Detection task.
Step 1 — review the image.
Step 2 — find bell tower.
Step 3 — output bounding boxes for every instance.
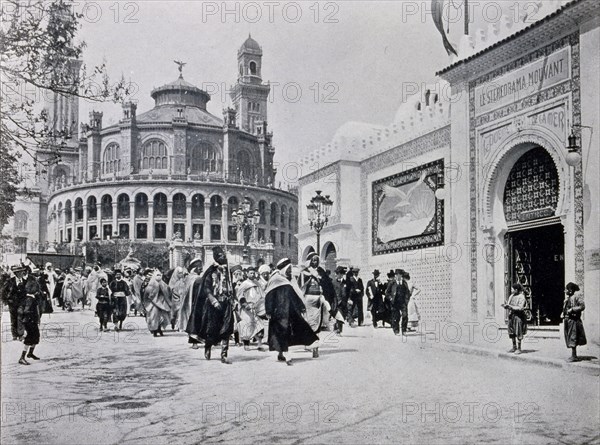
[230,35,270,134]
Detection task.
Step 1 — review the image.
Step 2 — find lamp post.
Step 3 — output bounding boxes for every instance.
[232,198,261,265]
[307,190,333,257]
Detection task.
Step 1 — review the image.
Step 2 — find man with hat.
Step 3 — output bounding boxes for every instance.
[186,246,235,364]
[264,258,319,364]
[366,269,387,328]
[109,270,131,331]
[385,269,410,336]
[5,266,27,340]
[346,267,365,326]
[230,264,245,347]
[332,265,348,334]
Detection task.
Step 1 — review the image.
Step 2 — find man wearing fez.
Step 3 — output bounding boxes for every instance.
[386,269,410,336]
[186,247,235,364]
[264,258,319,365]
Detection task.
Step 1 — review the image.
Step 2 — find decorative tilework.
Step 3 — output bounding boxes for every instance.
[469,33,584,317]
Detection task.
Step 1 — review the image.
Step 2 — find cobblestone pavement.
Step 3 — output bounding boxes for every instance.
[1,310,599,445]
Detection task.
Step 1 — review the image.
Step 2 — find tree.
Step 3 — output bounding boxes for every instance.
[0,0,131,224]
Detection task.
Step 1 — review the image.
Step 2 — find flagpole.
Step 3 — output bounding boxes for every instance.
[464,0,469,36]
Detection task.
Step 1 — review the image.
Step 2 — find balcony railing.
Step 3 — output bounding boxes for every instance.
[49,171,298,196]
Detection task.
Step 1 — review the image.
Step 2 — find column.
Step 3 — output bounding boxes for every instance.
[222,202,229,243]
[82,205,88,241]
[265,208,272,244]
[112,201,118,236]
[61,209,66,242]
[71,208,76,242]
[129,201,135,240]
[186,202,192,242]
[166,201,173,240]
[96,203,101,238]
[148,202,154,240]
[203,201,211,241]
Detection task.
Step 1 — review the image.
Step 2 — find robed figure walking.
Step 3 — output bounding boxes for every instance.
[186,247,235,364]
[264,258,319,365]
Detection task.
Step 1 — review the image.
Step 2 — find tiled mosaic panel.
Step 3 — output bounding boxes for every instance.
[371,256,452,322]
[503,147,559,223]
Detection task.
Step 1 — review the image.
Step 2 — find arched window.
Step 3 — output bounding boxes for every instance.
[14,210,28,231]
[101,195,112,219]
[135,193,148,218]
[173,193,186,218]
[117,194,130,218]
[187,143,220,174]
[65,200,72,224]
[258,200,267,224]
[503,146,559,224]
[228,196,239,221]
[249,61,257,75]
[280,205,287,227]
[140,140,168,171]
[87,196,97,219]
[210,196,222,220]
[288,207,294,230]
[270,202,278,226]
[239,64,243,76]
[192,194,205,219]
[74,198,84,221]
[103,143,121,174]
[154,193,168,217]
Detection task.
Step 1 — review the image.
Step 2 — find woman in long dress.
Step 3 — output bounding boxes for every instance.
[143,270,172,337]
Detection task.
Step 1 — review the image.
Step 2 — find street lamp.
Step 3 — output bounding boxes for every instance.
[565,124,593,168]
[232,198,261,264]
[307,190,333,257]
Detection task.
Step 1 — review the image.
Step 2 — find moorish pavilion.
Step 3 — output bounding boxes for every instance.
[297,0,599,340]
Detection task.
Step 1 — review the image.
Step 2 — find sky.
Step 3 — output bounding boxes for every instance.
[72,0,532,181]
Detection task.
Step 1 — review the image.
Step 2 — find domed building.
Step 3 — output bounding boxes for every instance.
[6,37,298,266]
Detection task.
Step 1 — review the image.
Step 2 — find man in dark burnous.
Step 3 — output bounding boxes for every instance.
[186,246,235,364]
[264,258,319,365]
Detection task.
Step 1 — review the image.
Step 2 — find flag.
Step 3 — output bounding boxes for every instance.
[431,0,458,56]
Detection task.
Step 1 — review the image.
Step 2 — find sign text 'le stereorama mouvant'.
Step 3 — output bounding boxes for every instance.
[475,47,570,117]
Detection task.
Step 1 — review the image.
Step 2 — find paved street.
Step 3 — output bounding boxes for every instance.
[1,310,599,445]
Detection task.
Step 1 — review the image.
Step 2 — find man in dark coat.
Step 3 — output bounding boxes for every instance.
[264,258,319,365]
[385,269,410,336]
[186,246,235,364]
[366,269,387,328]
[3,266,26,340]
[110,270,131,331]
[331,266,348,335]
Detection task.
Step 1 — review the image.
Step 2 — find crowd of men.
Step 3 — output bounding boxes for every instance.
[0,249,420,366]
